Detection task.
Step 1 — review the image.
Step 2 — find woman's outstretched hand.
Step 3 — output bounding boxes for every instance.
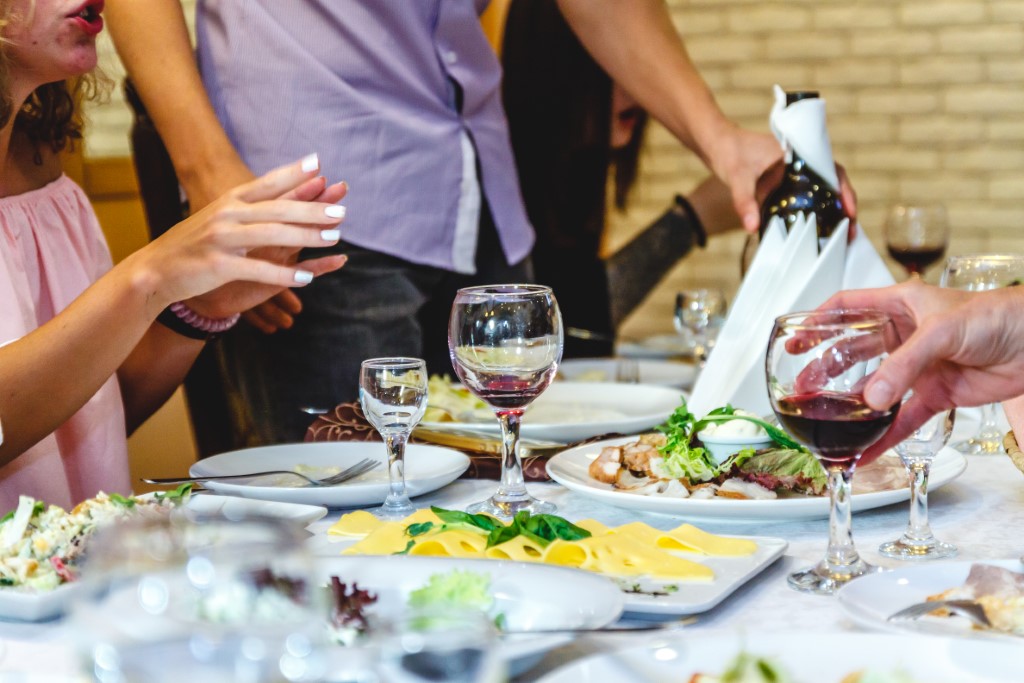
[129,154,349,319]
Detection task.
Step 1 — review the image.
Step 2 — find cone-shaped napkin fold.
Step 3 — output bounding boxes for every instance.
[769,84,840,191]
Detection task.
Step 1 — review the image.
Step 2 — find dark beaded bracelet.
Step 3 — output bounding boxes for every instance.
[673,194,708,248]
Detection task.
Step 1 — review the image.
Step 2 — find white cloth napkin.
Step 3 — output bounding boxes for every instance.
[688,85,894,418]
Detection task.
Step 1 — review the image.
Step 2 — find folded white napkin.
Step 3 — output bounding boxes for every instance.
[687,84,894,418]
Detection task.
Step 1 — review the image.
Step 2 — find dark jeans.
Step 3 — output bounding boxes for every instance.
[221,208,532,444]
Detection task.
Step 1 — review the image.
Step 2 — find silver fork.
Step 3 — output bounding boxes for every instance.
[143,458,380,488]
[887,599,992,629]
[615,358,640,384]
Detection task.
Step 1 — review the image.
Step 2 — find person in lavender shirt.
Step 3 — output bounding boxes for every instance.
[106,0,787,444]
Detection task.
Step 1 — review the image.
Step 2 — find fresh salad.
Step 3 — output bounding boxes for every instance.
[690,652,919,683]
[590,400,827,500]
[328,568,501,645]
[0,486,191,591]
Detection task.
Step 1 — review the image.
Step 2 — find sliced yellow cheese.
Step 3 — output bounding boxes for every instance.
[573,519,613,536]
[341,522,408,555]
[484,535,546,562]
[328,510,384,537]
[658,523,757,557]
[542,539,592,569]
[410,529,489,558]
[606,521,662,545]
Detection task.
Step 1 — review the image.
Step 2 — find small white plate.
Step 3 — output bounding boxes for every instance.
[535,631,1023,682]
[837,559,1024,640]
[547,438,967,522]
[316,555,623,674]
[558,358,697,389]
[615,333,694,359]
[191,443,469,508]
[420,382,684,443]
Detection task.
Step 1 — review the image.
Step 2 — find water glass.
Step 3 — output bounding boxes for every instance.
[941,254,1024,454]
[72,515,326,683]
[373,608,503,683]
[879,408,957,560]
[360,358,429,520]
[674,288,727,366]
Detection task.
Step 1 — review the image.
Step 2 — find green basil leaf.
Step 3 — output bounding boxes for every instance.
[406,522,435,538]
[430,506,499,532]
[394,540,416,555]
[485,523,521,548]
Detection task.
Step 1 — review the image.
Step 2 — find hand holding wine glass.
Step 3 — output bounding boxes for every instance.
[884,204,950,280]
[360,357,429,520]
[879,406,957,560]
[767,309,901,595]
[449,285,562,518]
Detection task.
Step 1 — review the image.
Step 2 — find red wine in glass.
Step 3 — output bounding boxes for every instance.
[886,245,946,277]
[775,391,899,468]
[457,372,554,412]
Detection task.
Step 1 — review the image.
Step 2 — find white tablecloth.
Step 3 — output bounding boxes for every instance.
[3,420,1022,681]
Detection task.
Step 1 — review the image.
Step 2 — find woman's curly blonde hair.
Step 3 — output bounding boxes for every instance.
[1,0,100,157]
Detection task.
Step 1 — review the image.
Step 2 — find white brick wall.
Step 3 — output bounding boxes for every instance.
[81,1,1024,340]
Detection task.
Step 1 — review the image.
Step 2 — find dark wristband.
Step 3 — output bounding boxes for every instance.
[156,306,210,340]
[674,194,707,248]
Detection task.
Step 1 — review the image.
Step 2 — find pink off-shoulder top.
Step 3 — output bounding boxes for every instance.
[0,175,130,510]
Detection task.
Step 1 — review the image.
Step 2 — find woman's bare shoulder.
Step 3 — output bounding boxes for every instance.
[2,136,64,197]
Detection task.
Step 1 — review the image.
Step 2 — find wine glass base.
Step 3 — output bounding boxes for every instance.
[787,558,880,596]
[953,436,1004,455]
[466,494,555,519]
[878,538,958,560]
[373,496,416,521]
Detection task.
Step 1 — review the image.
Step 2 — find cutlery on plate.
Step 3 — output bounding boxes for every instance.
[498,617,696,636]
[143,458,380,488]
[886,599,992,629]
[413,426,566,456]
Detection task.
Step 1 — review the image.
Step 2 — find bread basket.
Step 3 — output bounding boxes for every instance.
[1005,431,1024,474]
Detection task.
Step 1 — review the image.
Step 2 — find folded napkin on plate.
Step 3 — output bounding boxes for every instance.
[688,87,893,418]
[304,402,551,481]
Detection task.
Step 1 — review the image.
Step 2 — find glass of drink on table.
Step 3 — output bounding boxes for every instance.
[449,284,562,518]
[879,406,957,560]
[884,204,950,280]
[766,309,901,595]
[360,357,429,520]
[674,288,727,367]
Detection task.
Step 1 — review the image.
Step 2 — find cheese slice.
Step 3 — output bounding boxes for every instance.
[340,522,408,555]
[658,523,757,556]
[410,529,489,558]
[574,518,613,536]
[485,535,546,562]
[328,510,384,537]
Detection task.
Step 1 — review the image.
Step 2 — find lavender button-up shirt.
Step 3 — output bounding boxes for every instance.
[195,0,534,272]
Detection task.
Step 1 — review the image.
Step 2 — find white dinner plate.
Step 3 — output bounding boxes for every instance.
[315,555,623,675]
[558,358,697,389]
[837,559,1024,640]
[535,631,1023,682]
[546,438,967,522]
[615,333,694,359]
[310,529,785,617]
[420,382,684,443]
[0,494,330,622]
[190,442,469,508]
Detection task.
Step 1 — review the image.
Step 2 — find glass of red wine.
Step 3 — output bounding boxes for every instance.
[766,309,901,595]
[448,284,562,518]
[884,204,950,280]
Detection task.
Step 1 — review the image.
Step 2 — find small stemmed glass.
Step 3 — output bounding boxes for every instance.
[359,357,428,520]
[879,406,957,560]
[884,204,950,280]
[675,288,727,367]
[941,254,1024,454]
[449,284,562,518]
[766,309,901,595]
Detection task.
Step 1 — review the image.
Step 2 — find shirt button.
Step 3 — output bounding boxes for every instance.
[444,50,458,65]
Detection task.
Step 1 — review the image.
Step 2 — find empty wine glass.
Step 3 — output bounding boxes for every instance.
[449,284,562,518]
[879,406,957,560]
[884,204,950,280]
[674,288,727,366]
[360,357,429,520]
[72,515,326,683]
[941,254,1024,455]
[767,309,901,595]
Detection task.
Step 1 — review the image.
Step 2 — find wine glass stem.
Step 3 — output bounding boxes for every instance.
[384,432,411,505]
[496,409,527,499]
[825,466,860,569]
[977,403,1003,441]
[903,460,934,542]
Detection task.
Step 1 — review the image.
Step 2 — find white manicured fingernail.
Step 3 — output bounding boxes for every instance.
[301,153,319,173]
[324,205,346,219]
[294,270,314,284]
[320,229,341,241]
